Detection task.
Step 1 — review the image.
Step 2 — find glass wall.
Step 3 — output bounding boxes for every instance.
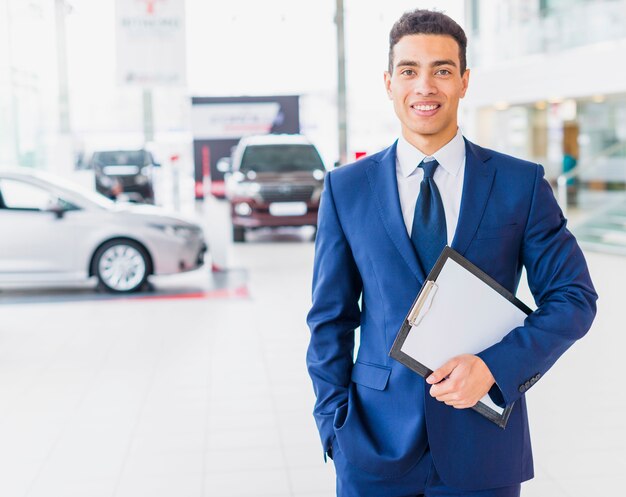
[475,94,626,185]
[469,0,626,67]
[578,97,626,183]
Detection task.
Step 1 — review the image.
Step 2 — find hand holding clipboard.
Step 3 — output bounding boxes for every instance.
[389,246,533,428]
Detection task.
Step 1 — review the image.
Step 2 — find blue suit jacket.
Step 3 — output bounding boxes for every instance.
[306,139,597,490]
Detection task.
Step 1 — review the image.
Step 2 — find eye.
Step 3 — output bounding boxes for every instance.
[436,69,451,76]
[400,68,416,76]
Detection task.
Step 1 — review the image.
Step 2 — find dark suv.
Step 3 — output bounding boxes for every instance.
[90,149,158,203]
[224,134,326,242]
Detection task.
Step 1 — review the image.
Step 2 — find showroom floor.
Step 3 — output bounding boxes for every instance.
[0,223,624,496]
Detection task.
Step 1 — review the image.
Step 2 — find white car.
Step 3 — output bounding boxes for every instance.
[0,168,207,293]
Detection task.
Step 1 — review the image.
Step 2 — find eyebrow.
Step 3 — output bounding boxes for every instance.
[395,59,458,69]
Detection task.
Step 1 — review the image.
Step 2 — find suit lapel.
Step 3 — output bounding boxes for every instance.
[365,142,425,282]
[451,139,495,255]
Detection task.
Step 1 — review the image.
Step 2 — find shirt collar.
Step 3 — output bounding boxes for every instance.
[397,128,465,178]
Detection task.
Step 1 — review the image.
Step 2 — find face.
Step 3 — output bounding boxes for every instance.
[384,34,469,152]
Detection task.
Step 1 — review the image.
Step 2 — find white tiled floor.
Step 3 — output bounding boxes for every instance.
[0,234,624,496]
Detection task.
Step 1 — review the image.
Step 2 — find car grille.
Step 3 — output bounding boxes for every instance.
[119,176,139,187]
[260,185,315,203]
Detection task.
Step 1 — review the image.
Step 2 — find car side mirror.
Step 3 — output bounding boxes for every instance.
[216,157,232,173]
[46,202,66,219]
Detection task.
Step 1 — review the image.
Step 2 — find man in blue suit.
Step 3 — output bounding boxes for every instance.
[306,9,597,497]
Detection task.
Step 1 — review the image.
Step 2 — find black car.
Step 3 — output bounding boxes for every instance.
[90,149,159,203]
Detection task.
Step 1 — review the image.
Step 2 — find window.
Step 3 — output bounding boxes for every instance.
[239,145,324,173]
[0,179,57,210]
[471,0,480,33]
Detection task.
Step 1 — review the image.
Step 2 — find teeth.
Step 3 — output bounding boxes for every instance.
[414,104,438,111]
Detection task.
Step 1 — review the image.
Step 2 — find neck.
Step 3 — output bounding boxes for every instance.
[403,127,458,156]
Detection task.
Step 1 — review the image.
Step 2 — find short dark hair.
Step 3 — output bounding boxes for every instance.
[388,9,467,74]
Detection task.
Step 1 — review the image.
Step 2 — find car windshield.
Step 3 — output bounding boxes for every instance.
[93,151,148,167]
[239,144,324,173]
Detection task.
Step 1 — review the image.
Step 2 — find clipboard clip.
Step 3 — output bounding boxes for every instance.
[408,280,438,327]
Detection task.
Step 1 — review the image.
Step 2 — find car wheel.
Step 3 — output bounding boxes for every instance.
[93,240,149,293]
[233,226,246,243]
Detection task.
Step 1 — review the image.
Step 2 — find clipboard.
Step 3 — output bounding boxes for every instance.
[389,246,533,428]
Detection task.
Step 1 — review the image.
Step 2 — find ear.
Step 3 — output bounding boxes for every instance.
[459,68,470,98]
[383,71,393,100]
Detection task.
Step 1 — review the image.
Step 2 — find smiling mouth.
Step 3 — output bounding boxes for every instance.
[411,104,441,111]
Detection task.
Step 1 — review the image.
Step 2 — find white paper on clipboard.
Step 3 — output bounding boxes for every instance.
[390,246,532,426]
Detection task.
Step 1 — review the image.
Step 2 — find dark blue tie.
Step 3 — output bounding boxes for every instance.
[411,158,447,275]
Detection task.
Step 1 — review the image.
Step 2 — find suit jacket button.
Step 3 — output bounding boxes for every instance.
[519,384,526,393]
[524,381,531,389]
[530,378,536,385]
[535,373,541,381]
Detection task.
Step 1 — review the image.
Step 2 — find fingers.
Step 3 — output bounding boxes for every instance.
[426,354,493,409]
[426,357,459,385]
[446,400,476,409]
[432,391,477,409]
[432,392,457,403]
[429,378,463,399]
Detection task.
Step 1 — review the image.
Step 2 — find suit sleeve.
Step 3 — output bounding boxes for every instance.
[306,172,362,455]
[478,164,598,405]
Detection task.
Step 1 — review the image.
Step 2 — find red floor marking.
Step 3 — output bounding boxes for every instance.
[232,286,249,298]
[123,285,250,302]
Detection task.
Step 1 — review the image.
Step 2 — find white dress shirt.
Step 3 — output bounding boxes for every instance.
[395,128,466,244]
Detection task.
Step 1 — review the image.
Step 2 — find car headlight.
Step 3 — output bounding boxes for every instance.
[150,223,198,239]
[135,174,149,185]
[233,181,261,198]
[98,175,113,187]
[234,202,252,216]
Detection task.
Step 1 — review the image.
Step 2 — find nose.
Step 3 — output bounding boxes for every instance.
[413,74,437,96]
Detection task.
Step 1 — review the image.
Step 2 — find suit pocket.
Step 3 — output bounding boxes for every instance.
[350,361,391,391]
[475,223,519,240]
